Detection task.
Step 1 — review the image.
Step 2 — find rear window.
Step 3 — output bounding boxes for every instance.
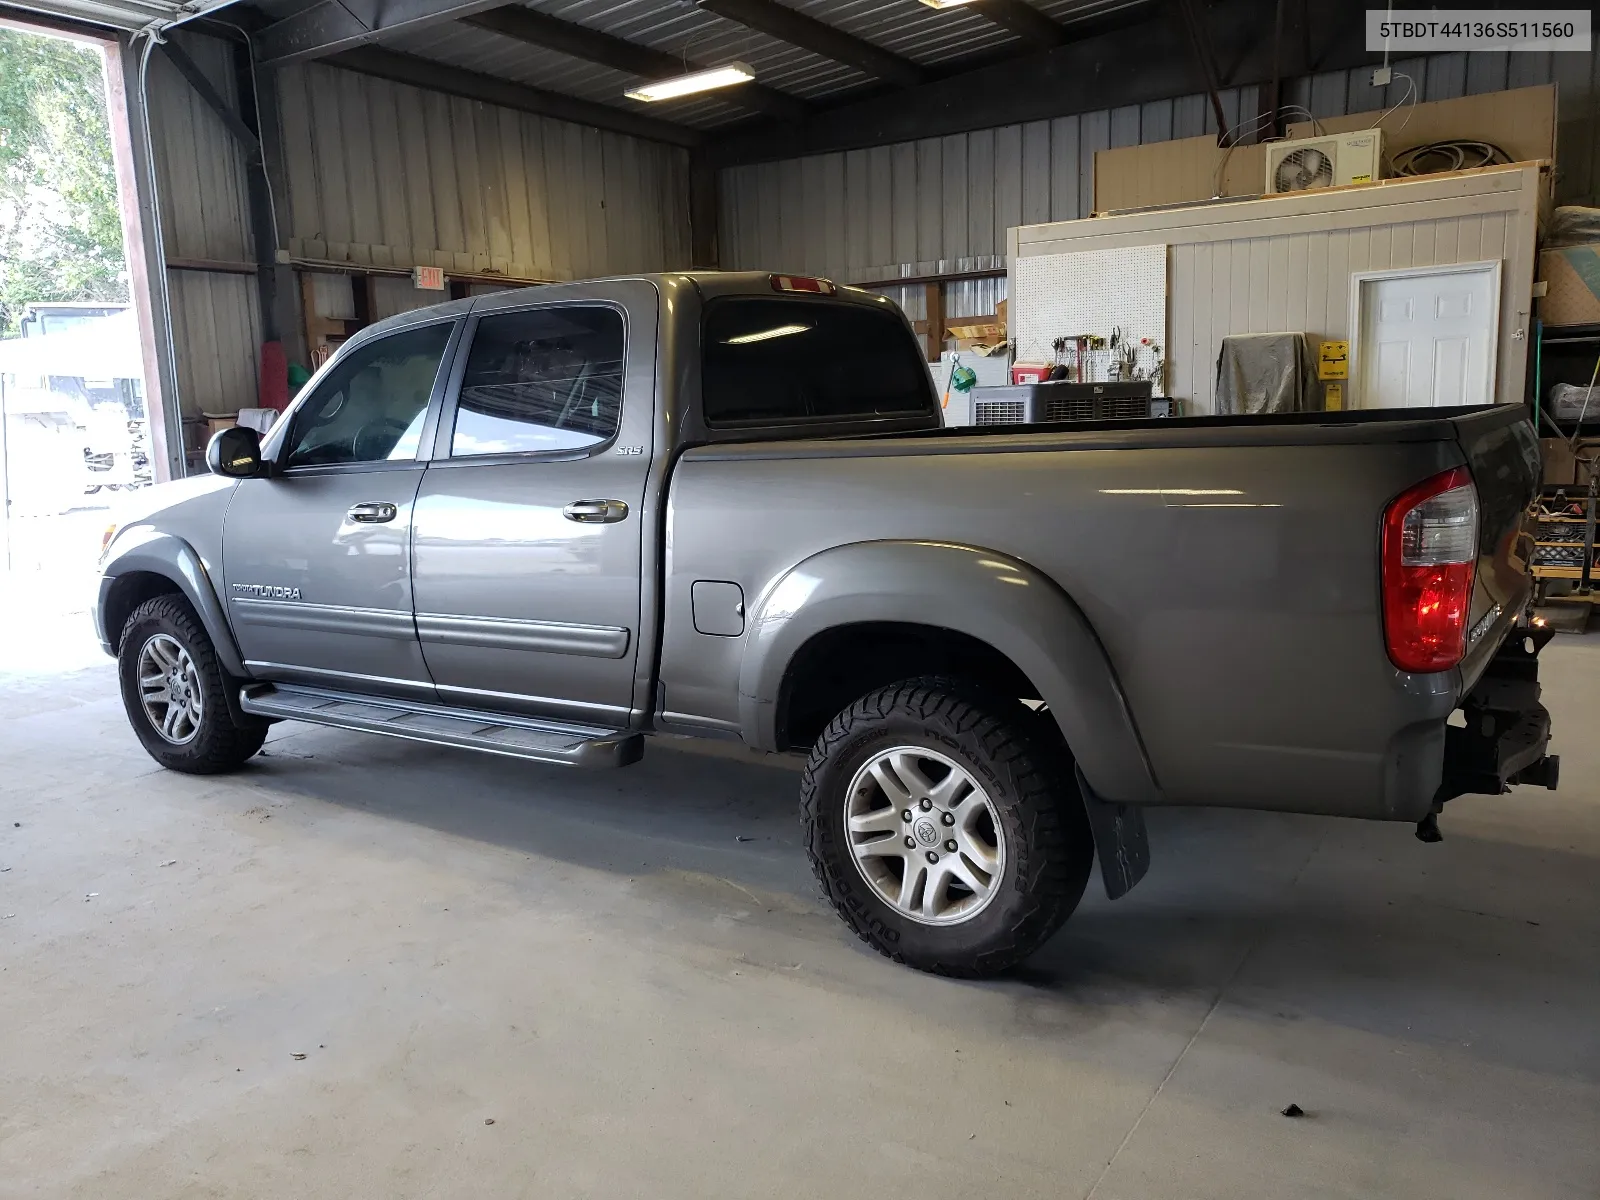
[701,297,933,426]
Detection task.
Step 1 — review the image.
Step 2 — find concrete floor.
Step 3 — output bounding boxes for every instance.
[2,607,1598,1199]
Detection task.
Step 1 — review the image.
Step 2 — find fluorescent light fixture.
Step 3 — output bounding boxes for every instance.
[917,0,983,7]
[724,323,811,345]
[625,62,755,102]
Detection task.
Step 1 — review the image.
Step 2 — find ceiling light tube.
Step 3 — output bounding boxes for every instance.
[724,323,811,345]
[625,62,756,102]
[917,0,983,8]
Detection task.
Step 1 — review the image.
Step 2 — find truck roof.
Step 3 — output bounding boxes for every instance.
[353,271,883,345]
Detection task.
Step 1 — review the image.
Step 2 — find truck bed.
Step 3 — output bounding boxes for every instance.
[661,404,1539,822]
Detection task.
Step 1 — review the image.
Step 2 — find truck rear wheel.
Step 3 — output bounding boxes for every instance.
[117,595,267,774]
[800,678,1092,977]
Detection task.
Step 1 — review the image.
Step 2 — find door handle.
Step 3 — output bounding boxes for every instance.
[563,499,630,524]
[347,502,397,523]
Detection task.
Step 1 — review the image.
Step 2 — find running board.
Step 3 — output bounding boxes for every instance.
[239,683,644,768]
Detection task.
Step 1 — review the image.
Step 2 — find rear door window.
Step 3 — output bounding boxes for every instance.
[451,306,625,457]
[701,297,934,426]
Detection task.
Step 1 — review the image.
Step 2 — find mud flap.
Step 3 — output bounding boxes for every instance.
[1075,765,1151,900]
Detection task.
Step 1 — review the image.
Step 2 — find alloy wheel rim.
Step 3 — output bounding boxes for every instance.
[137,633,203,745]
[843,746,1006,926]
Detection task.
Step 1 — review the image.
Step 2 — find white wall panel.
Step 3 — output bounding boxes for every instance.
[1014,168,1543,415]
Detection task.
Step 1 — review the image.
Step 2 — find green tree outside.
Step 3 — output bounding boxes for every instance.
[0,27,128,335]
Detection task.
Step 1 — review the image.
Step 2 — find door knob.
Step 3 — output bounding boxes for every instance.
[347,502,397,523]
[563,499,629,523]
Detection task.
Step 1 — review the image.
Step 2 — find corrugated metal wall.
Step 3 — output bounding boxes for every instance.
[142,42,697,431]
[275,63,693,282]
[145,33,260,422]
[718,51,1600,291]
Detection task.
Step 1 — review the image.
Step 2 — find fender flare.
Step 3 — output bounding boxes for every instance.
[97,526,248,678]
[737,540,1160,805]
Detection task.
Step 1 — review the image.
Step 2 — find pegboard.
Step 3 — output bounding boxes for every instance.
[1014,244,1169,394]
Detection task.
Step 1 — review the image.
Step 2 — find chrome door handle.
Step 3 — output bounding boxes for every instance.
[347,502,397,523]
[563,499,630,524]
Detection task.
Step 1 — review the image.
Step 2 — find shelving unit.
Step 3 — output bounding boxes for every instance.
[1532,492,1597,607]
[1535,321,1600,434]
[1532,323,1599,618]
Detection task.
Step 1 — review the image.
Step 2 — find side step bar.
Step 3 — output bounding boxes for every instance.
[239,683,644,768]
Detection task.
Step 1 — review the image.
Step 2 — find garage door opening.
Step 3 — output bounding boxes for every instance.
[0,19,153,669]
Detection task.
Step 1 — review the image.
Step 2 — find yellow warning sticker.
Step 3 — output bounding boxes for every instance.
[1318,340,1349,380]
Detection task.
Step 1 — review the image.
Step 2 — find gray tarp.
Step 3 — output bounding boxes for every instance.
[1214,332,1319,415]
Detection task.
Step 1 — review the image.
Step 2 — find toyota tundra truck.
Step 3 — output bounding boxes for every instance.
[94,271,1558,977]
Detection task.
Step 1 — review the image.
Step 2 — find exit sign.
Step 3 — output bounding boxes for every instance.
[413,265,446,291]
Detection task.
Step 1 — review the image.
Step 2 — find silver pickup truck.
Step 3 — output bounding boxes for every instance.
[96,271,1557,977]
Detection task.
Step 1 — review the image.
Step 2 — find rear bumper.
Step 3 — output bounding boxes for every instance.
[1435,626,1559,804]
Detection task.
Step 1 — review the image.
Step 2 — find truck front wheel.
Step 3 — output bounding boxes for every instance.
[117,595,267,774]
[800,678,1092,977]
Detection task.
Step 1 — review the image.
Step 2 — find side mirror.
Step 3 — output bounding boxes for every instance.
[206,425,264,478]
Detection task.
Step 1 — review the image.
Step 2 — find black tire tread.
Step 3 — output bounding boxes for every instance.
[799,676,1089,977]
[118,595,266,774]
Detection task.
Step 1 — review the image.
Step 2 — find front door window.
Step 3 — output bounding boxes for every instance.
[283,322,455,468]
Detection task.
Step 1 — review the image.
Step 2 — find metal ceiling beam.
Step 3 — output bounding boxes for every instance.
[256,0,508,64]
[969,0,1067,47]
[707,0,1367,166]
[463,6,809,122]
[325,46,704,147]
[693,0,927,88]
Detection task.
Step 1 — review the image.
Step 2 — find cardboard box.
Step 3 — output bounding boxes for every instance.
[947,320,1005,354]
[1539,245,1600,327]
[203,413,238,437]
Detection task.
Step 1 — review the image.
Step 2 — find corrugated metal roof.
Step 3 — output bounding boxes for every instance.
[259,0,1168,136]
[381,0,875,130]
[1031,0,1156,26]
[786,0,1018,66]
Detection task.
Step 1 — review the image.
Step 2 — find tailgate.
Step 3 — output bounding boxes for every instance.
[1453,406,1540,684]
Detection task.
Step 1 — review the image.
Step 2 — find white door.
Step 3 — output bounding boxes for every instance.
[1356,265,1498,408]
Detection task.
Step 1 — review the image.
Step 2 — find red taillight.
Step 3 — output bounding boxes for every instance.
[770,274,836,295]
[1381,466,1479,673]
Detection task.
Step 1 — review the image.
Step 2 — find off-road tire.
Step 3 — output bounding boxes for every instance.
[800,677,1093,977]
[117,595,267,773]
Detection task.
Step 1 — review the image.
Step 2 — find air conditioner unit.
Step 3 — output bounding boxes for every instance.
[1265,130,1384,194]
[970,381,1169,426]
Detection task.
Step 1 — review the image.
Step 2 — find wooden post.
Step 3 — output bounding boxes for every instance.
[923,282,944,364]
